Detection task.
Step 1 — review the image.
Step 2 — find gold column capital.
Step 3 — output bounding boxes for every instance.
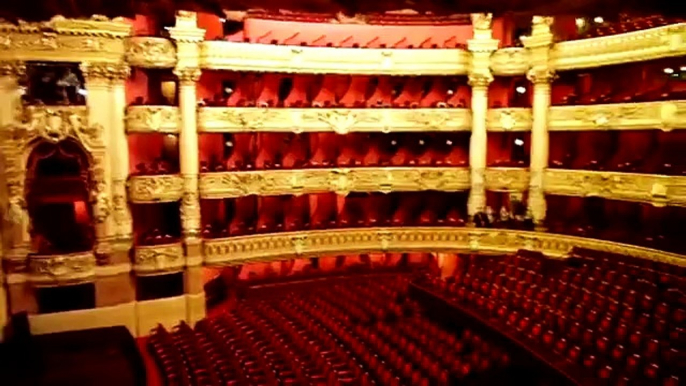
[527,68,556,85]
[174,67,201,84]
[0,61,26,78]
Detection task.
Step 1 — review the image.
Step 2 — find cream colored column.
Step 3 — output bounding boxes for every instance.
[0,62,30,267]
[522,17,555,229]
[80,63,116,260]
[169,11,206,324]
[109,65,134,256]
[467,14,498,218]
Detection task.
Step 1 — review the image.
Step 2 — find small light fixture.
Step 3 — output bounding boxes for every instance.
[446,140,453,146]
[224,87,233,94]
[447,89,455,96]
[18,86,27,95]
[225,141,233,147]
[575,18,586,28]
[680,66,686,72]
[514,138,524,146]
[664,68,675,74]
[390,140,397,146]
[515,86,527,94]
[418,139,425,146]
[219,18,226,23]
[77,88,88,96]
[593,16,604,24]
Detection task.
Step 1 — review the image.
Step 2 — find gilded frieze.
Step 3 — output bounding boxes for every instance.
[125,37,177,68]
[0,16,131,63]
[28,251,96,286]
[486,108,533,131]
[197,108,471,133]
[199,41,469,75]
[490,48,529,76]
[202,228,686,267]
[544,169,686,207]
[548,101,686,131]
[484,168,530,192]
[128,175,184,203]
[198,167,471,199]
[551,23,686,70]
[125,106,181,134]
[134,243,185,275]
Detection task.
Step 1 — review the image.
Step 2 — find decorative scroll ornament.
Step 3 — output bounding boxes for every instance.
[125,106,180,133]
[0,60,26,77]
[128,175,184,203]
[134,243,184,274]
[125,37,176,68]
[468,73,494,88]
[80,62,130,82]
[526,68,555,84]
[471,13,493,30]
[29,252,96,285]
[91,181,111,224]
[19,106,102,148]
[316,110,358,135]
[174,67,201,83]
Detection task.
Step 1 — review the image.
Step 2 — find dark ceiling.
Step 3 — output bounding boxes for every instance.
[0,0,684,23]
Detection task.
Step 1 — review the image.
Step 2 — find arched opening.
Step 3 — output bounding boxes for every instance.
[25,139,94,254]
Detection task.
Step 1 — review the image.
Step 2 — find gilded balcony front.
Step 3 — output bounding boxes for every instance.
[197,108,472,133]
[484,168,530,192]
[486,108,533,131]
[128,175,184,203]
[199,167,471,199]
[548,101,686,131]
[133,242,185,275]
[28,251,96,286]
[125,37,177,69]
[202,227,686,267]
[125,106,181,134]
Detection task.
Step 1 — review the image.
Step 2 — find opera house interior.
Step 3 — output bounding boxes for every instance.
[0,0,685,385]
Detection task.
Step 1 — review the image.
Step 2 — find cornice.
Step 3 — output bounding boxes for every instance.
[484,167,530,191]
[28,251,96,286]
[125,37,177,69]
[202,227,686,267]
[134,242,185,275]
[125,106,180,134]
[197,107,472,133]
[548,101,686,131]
[486,108,532,131]
[128,174,184,203]
[551,23,686,71]
[199,167,471,199]
[0,16,131,64]
[544,169,686,207]
[199,41,469,75]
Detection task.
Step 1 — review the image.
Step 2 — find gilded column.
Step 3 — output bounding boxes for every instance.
[467,14,498,218]
[522,17,555,229]
[0,62,30,267]
[80,62,116,259]
[109,64,133,254]
[169,11,206,324]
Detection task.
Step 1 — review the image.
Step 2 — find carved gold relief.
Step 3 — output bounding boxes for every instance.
[199,41,469,75]
[198,167,471,199]
[484,168,530,192]
[28,251,96,286]
[128,175,184,203]
[0,16,130,63]
[202,228,686,267]
[552,23,686,70]
[134,243,185,275]
[198,108,471,133]
[549,101,686,131]
[544,169,686,207]
[490,48,529,75]
[125,37,177,68]
[125,106,180,133]
[487,108,532,131]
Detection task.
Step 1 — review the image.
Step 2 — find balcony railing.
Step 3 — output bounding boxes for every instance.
[128,175,184,203]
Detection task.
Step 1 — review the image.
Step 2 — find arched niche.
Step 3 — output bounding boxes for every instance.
[25,138,94,254]
[1,105,109,260]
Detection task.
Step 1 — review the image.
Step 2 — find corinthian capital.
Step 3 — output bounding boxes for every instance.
[527,68,555,84]
[174,67,201,84]
[468,73,494,88]
[0,61,26,78]
[80,62,130,84]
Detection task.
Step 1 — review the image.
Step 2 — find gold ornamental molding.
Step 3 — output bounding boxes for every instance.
[544,169,686,207]
[490,48,529,76]
[549,101,686,131]
[0,16,131,63]
[199,41,470,75]
[201,227,686,267]
[484,168,530,192]
[128,175,184,203]
[199,167,471,199]
[125,106,181,134]
[552,23,686,70]
[134,242,185,275]
[198,107,471,133]
[487,108,532,131]
[28,251,96,286]
[125,37,177,69]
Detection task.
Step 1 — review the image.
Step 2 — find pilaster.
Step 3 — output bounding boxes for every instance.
[522,17,555,229]
[467,14,498,218]
[169,11,206,322]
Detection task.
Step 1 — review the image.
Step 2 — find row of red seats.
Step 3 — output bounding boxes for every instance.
[201,74,470,108]
[580,16,679,39]
[200,191,470,237]
[549,131,686,176]
[133,158,177,176]
[200,132,470,172]
[417,250,685,385]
